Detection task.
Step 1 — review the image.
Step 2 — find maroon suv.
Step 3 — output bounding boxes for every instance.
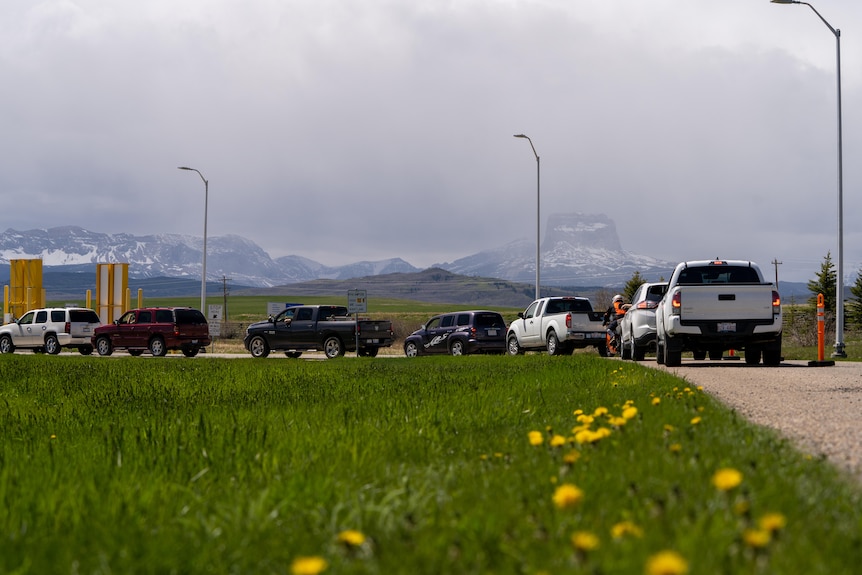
[92,307,211,357]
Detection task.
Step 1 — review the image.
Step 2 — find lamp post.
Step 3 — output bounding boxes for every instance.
[770,0,845,357]
[514,134,541,299]
[178,166,209,314]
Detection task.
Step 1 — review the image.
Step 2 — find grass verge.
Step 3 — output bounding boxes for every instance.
[1,354,860,574]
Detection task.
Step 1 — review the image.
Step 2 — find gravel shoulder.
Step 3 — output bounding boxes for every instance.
[650,359,862,482]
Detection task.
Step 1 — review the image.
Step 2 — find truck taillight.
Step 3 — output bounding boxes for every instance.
[772,291,781,314]
[566,312,572,328]
[64,322,71,334]
[637,300,659,310]
[671,292,681,315]
[470,327,477,338]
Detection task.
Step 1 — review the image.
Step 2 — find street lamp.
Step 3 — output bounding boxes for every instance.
[770,0,845,357]
[178,166,209,314]
[514,134,541,299]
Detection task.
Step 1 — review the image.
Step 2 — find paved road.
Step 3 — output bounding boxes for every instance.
[650,359,862,482]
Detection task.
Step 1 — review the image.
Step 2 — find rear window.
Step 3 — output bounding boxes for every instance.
[474,313,505,329]
[69,310,100,323]
[545,299,593,314]
[677,266,761,284]
[174,309,207,325]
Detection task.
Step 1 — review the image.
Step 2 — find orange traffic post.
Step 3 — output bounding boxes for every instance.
[809,293,835,367]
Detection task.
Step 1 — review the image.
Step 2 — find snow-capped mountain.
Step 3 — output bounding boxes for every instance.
[437,213,674,285]
[0,214,673,288]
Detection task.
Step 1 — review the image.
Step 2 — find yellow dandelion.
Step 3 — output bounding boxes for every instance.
[577,414,595,425]
[571,530,600,551]
[759,512,787,533]
[337,529,366,547]
[550,434,567,447]
[645,550,689,575]
[593,407,609,417]
[664,424,675,433]
[668,443,682,453]
[711,468,743,492]
[552,483,584,509]
[608,416,627,427]
[573,409,584,416]
[563,450,581,464]
[743,528,771,548]
[291,556,328,575]
[651,397,661,406]
[611,520,643,539]
[690,416,702,426]
[528,430,544,446]
[622,406,638,420]
[50,434,57,440]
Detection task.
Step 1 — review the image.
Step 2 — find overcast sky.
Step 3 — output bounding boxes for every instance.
[3,0,861,283]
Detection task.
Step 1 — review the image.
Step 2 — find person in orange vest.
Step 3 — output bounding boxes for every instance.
[603,294,630,348]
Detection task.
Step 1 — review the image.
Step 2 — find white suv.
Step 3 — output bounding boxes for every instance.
[0,307,102,355]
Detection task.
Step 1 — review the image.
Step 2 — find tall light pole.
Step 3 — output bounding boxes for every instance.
[770,0,845,357]
[514,134,541,299]
[178,166,209,314]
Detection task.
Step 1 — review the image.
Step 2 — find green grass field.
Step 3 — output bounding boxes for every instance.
[2,353,860,574]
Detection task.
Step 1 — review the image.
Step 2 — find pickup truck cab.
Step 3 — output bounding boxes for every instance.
[244,305,394,359]
[655,259,782,367]
[506,296,607,356]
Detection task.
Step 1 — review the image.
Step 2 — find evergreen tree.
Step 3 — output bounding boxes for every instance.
[807,252,837,314]
[847,268,862,329]
[623,271,646,303]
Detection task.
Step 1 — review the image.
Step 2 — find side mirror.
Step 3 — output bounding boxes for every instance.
[517,312,525,319]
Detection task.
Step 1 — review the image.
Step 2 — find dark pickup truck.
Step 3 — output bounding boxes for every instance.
[243,305,394,359]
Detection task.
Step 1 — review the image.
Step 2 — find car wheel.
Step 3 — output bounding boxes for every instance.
[44,334,61,355]
[285,351,302,358]
[763,344,781,366]
[450,340,465,356]
[323,336,344,359]
[664,341,682,367]
[596,343,609,357]
[632,342,646,361]
[96,336,113,356]
[182,346,200,357]
[79,345,94,356]
[248,336,270,358]
[546,331,562,356]
[621,335,632,360]
[404,341,419,357]
[149,336,167,357]
[693,351,706,361]
[0,335,15,354]
[709,350,723,360]
[507,335,523,356]
[745,347,762,365]
[656,341,665,365]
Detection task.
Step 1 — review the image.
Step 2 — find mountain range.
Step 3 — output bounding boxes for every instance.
[0,213,675,292]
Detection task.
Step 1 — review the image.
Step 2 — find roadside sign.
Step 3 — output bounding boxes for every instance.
[347,289,367,314]
[208,304,223,337]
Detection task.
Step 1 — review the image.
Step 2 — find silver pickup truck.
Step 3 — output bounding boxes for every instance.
[506,296,607,356]
[655,259,782,366]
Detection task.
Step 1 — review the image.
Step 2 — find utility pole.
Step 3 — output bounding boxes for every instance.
[771,259,782,288]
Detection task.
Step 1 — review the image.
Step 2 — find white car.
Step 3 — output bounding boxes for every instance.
[0,307,101,355]
[619,282,667,361]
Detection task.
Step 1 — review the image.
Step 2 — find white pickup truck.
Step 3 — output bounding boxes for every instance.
[506,296,607,356]
[655,259,782,367]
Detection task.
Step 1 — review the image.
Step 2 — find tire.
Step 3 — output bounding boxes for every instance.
[128,349,144,357]
[546,331,563,356]
[596,344,609,358]
[79,345,94,356]
[693,351,706,361]
[656,341,665,364]
[285,351,303,358]
[323,336,344,359]
[248,335,270,358]
[632,341,646,361]
[450,340,465,356]
[664,340,682,367]
[44,334,61,355]
[507,335,523,356]
[149,336,167,357]
[0,335,15,354]
[182,346,200,357]
[745,347,762,365]
[404,341,419,357]
[709,350,723,361]
[763,346,781,366]
[621,336,632,360]
[96,336,113,356]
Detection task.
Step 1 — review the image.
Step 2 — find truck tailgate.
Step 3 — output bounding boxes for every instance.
[678,285,775,321]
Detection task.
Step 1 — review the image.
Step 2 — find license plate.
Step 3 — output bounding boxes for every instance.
[191,339,199,344]
[487,329,497,336]
[83,327,90,333]
[717,322,736,333]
